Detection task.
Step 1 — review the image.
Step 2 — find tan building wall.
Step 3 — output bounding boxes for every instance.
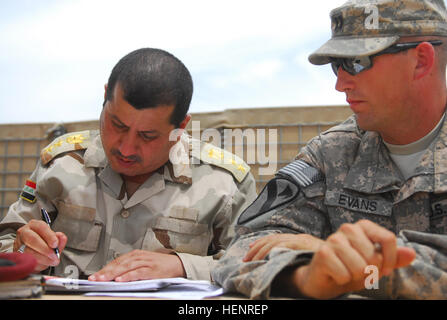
[0,105,352,218]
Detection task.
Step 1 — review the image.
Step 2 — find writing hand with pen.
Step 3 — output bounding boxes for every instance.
[13,208,67,272]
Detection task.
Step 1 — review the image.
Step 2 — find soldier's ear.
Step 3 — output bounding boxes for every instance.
[413,42,436,80]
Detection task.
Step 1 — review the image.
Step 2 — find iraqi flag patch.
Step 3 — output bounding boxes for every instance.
[20,180,36,203]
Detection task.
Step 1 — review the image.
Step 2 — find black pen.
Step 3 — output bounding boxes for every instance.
[41,208,60,259]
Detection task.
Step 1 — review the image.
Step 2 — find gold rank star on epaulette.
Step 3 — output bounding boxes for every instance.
[40,130,91,165]
[200,143,250,183]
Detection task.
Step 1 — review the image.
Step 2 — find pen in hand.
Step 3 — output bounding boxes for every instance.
[41,208,60,259]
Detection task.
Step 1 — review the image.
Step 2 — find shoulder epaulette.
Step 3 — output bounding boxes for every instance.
[40,130,91,165]
[199,142,250,183]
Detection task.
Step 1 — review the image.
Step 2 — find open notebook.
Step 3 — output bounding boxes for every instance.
[44,276,224,299]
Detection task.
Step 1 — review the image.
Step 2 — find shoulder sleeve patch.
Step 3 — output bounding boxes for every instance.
[237,160,324,225]
[199,142,250,183]
[237,176,301,225]
[40,130,91,165]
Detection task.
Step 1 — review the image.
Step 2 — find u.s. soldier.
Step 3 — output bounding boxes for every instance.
[212,0,447,299]
[0,48,257,282]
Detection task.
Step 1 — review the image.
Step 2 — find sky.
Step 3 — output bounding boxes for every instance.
[0,0,348,124]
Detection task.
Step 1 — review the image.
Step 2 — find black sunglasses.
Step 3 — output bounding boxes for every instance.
[330,40,443,76]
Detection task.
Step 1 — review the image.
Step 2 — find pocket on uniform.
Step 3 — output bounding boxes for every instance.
[52,201,103,252]
[152,216,210,255]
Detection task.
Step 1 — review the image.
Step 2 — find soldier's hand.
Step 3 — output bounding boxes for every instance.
[243,233,324,262]
[88,250,187,282]
[14,219,67,272]
[292,220,416,299]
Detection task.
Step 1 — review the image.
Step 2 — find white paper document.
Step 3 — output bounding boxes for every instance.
[44,277,223,299]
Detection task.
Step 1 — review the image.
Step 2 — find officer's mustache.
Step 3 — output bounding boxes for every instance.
[111,149,142,163]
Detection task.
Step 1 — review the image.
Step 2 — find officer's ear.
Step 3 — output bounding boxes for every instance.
[169,114,191,142]
[178,114,191,131]
[413,42,436,80]
[103,84,108,101]
[102,84,109,108]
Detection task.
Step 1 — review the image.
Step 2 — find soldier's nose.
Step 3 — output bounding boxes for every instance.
[335,67,355,92]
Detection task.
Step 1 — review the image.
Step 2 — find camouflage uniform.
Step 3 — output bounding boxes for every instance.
[0,130,257,281]
[213,115,447,299]
[212,0,447,299]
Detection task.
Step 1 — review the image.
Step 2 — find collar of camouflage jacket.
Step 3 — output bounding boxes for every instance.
[344,113,447,198]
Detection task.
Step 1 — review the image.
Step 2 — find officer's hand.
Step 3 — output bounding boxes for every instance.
[291,220,416,299]
[88,250,187,282]
[14,219,67,272]
[243,233,324,262]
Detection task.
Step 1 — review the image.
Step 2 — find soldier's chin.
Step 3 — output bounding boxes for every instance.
[354,114,374,132]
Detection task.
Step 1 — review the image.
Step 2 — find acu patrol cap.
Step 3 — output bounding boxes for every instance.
[309,0,447,65]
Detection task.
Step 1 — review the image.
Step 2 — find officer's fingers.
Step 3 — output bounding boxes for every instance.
[109,259,150,281]
[89,261,122,281]
[23,244,59,270]
[89,252,145,281]
[395,247,416,269]
[115,267,154,282]
[55,232,68,252]
[116,253,185,280]
[357,220,397,276]
[27,219,59,249]
[101,257,158,282]
[17,224,58,261]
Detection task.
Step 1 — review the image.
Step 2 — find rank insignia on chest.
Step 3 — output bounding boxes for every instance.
[20,180,37,203]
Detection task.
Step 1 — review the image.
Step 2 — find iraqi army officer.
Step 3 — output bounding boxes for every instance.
[212,0,447,299]
[0,48,257,282]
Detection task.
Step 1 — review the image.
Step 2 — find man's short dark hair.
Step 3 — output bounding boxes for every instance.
[105,48,193,127]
